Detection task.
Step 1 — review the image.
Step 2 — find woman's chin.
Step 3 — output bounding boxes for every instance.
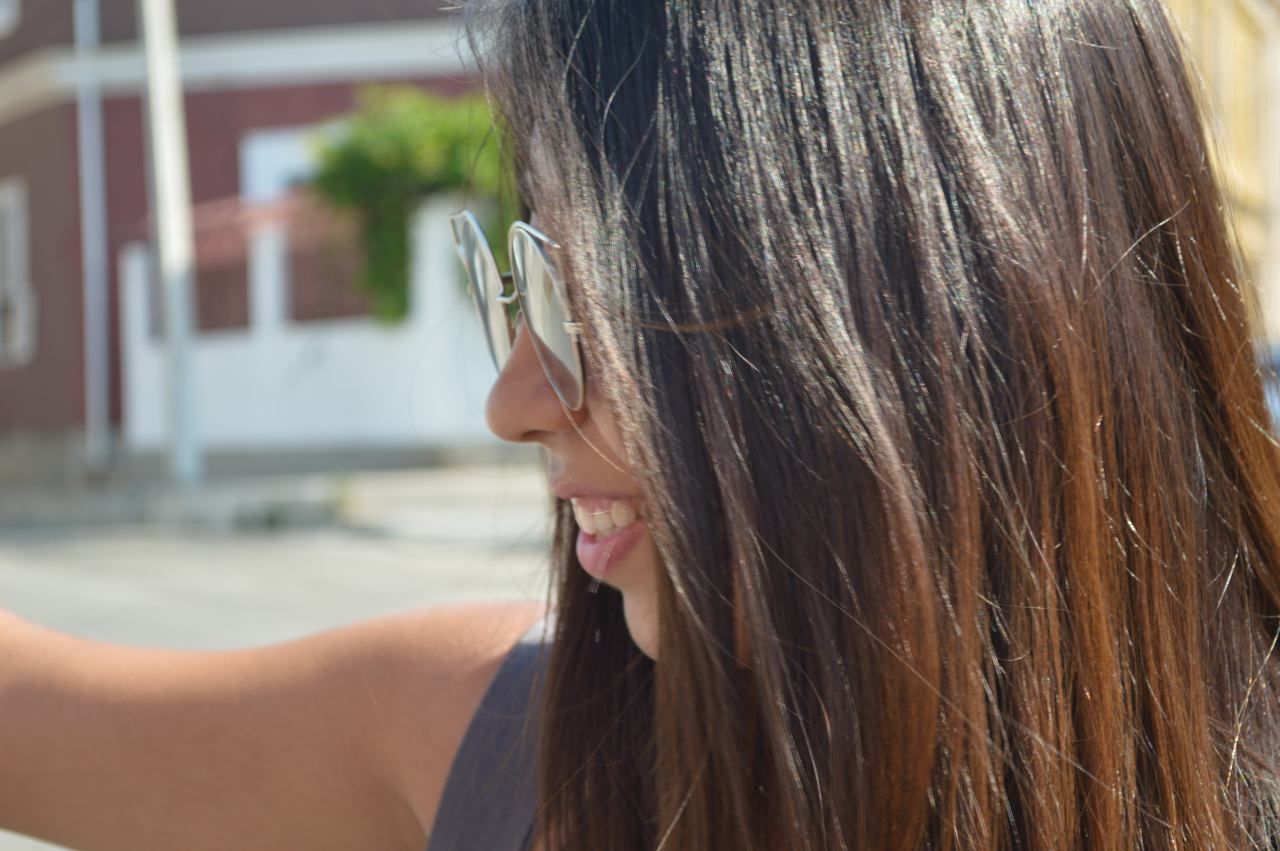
[622,589,660,660]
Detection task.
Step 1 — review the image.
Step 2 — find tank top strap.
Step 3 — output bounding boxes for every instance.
[426,612,554,851]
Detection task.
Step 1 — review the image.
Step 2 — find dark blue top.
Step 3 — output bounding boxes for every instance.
[425,616,552,851]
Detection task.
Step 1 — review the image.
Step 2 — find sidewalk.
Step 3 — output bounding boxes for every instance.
[0,462,551,538]
[0,463,556,649]
[0,464,555,651]
[0,473,339,531]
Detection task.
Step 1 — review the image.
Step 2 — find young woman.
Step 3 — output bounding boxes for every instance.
[3,0,1280,848]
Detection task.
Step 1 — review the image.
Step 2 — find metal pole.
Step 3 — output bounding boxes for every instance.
[137,0,202,487]
[74,0,112,477]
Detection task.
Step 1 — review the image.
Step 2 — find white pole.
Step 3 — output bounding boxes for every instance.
[74,0,112,477]
[137,0,202,487]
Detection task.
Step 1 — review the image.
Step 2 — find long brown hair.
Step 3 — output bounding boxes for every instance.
[468,0,1280,847]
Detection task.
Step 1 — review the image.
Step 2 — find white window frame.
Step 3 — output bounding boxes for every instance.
[0,177,36,367]
[0,0,19,40]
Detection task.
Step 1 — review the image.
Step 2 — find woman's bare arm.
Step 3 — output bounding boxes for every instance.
[0,599,546,851]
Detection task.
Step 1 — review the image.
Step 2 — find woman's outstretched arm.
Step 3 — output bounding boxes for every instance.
[0,599,546,851]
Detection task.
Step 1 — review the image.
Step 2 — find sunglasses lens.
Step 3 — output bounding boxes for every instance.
[450,214,513,369]
[510,228,584,410]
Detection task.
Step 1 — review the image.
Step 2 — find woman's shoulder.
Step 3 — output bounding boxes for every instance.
[424,603,554,851]
[355,599,549,846]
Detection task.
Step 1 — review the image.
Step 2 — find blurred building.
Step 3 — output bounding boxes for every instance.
[0,0,499,485]
[1165,0,1280,340]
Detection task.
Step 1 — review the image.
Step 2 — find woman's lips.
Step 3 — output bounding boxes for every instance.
[575,519,645,580]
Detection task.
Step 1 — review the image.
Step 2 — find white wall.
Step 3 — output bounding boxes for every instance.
[119,196,501,454]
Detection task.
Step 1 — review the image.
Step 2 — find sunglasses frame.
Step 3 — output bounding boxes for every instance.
[449,210,586,411]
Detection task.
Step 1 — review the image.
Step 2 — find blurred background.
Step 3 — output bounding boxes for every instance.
[0,1,1274,848]
[0,3,544,846]
[1168,0,1280,340]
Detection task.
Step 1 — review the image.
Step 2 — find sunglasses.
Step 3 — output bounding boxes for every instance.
[449,210,586,411]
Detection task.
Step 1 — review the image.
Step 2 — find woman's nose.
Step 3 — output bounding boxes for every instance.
[485,323,582,443]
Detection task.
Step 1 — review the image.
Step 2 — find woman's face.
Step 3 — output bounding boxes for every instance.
[484,215,662,660]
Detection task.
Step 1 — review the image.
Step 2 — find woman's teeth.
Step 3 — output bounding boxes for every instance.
[571,498,640,538]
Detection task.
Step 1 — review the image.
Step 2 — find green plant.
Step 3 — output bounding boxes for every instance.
[311,86,515,322]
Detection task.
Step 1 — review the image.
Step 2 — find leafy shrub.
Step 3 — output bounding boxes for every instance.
[311,86,515,321]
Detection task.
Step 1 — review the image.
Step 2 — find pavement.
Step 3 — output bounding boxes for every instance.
[0,462,554,850]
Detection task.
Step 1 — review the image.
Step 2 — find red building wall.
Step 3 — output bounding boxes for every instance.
[0,104,86,432]
[0,4,72,66]
[97,0,449,44]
